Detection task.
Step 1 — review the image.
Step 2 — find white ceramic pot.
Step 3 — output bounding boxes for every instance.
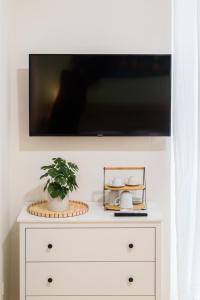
[48,194,69,212]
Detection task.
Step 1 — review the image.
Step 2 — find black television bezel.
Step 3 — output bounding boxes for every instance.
[29,53,171,137]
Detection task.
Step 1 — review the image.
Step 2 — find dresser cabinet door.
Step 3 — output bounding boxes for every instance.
[26,262,155,296]
[26,228,155,262]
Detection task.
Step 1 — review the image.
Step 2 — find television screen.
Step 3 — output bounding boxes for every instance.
[29,54,171,136]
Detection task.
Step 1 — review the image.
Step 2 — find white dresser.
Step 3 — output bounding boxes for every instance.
[17,202,162,300]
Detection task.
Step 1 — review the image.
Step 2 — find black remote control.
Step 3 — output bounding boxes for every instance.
[114,212,148,217]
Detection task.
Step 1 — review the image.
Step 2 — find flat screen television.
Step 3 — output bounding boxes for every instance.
[29,54,171,136]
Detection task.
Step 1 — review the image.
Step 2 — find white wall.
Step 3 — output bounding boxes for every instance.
[8,1,171,299]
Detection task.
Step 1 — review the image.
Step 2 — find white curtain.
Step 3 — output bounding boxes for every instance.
[172,0,200,299]
[0,0,9,299]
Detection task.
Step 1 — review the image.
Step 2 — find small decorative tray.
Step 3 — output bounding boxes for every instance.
[27,200,89,218]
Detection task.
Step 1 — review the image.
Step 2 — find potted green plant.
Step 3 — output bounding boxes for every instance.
[40,157,79,211]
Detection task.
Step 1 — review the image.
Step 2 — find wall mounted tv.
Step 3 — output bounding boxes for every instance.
[29,54,171,136]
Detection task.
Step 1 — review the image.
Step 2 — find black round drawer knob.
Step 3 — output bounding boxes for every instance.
[129,243,134,249]
[48,277,53,283]
[48,244,53,249]
[128,277,134,283]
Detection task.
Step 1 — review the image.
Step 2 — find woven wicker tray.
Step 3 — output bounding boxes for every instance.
[27,200,89,218]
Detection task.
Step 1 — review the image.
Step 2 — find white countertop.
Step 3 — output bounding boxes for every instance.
[17,201,162,223]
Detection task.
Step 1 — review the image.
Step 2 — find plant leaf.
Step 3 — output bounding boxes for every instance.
[41,164,54,170]
[48,168,58,178]
[48,182,60,198]
[40,173,48,180]
[68,162,79,171]
[44,179,50,191]
[55,175,66,185]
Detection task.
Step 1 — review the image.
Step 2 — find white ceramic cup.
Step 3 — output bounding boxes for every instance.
[127,176,137,186]
[120,191,133,209]
[112,177,124,187]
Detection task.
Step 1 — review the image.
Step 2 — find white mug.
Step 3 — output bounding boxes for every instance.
[120,191,133,209]
[112,177,124,187]
[127,176,137,186]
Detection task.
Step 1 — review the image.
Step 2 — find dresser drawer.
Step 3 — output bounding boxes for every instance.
[26,228,155,262]
[26,262,155,296]
[26,297,155,300]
